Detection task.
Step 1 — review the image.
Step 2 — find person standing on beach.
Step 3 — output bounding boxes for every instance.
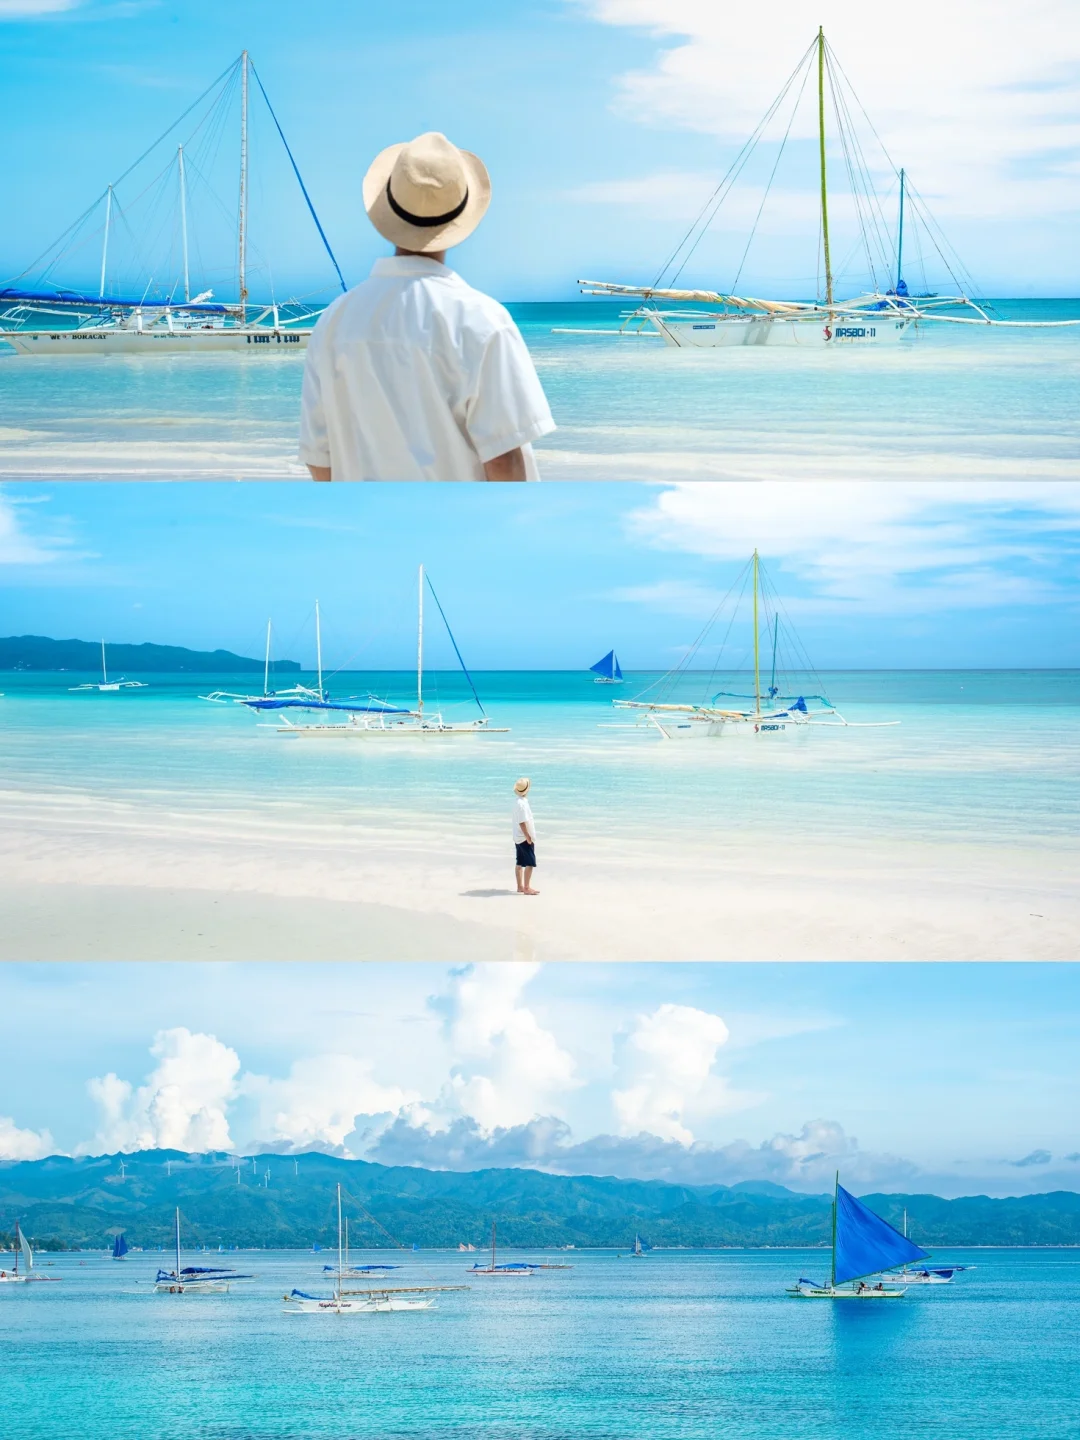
[513,777,539,896]
[299,132,555,481]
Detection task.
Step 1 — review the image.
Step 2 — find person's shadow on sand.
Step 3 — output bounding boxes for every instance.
[460,888,518,898]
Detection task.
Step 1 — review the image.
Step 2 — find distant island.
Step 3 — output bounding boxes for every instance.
[2,1151,1079,1252]
[0,635,301,674]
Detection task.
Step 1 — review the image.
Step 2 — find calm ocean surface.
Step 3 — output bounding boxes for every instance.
[1,1248,1076,1439]
[1,670,1077,851]
[1,299,1078,478]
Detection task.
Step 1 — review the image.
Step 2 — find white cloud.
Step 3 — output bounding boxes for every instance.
[429,963,579,1130]
[240,1055,416,1154]
[612,1003,735,1143]
[0,492,68,565]
[625,481,1080,614]
[0,1115,54,1160]
[579,0,1080,230]
[82,1027,239,1153]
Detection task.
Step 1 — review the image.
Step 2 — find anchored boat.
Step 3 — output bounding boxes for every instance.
[0,1220,60,1284]
[613,551,897,739]
[1,52,345,355]
[788,1176,929,1298]
[68,641,148,694]
[154,1208,253,1293]
[564,30,1080,349]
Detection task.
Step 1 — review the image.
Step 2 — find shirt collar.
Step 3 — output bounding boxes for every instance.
[370,255,455,279]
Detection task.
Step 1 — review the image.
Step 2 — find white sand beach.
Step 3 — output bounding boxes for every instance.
[0,787,1073,961]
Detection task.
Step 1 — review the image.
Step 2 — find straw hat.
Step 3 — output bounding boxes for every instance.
[363,132,491,254]
[514,778,530,796]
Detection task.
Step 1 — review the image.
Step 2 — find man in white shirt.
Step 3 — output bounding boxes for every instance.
[512,776,539,896]
[300,131,555,481]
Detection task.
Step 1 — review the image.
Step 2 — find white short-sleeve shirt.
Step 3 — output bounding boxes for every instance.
[512,796,535,844]
[299,256,555,481]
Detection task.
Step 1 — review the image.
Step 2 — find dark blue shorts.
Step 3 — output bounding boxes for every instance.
[515,842,537,868]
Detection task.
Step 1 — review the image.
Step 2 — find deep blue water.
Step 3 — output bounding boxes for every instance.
[0,1248,1076,1439]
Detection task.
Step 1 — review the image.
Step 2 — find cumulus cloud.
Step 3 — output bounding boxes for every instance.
[612,1003,735,1143]
[82,1028,240,1154]
[428,963,578,1130]
[240,1055,416,1154]
[624,482,1080,616]
[0,1115,54,1161]
[368,1112,918,1191]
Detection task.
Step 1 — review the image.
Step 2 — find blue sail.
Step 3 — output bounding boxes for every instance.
[589,650,622,680]
[112,1233,129,1258]
[833,1185,929,1284]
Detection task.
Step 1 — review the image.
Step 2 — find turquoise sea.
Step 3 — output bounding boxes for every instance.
[1,299,1078,478]
[1,1247,1077,1439]
[1,669,1077,853]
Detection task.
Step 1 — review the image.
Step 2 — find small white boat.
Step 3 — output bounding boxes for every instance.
[0,1221,60,1284]
[201,618,324,707]
[285,1186,459,1315]
[468,1223,538,1276]
[878,1211,969,1283]
[154,1209,252,1294]
[258,571,507,737]
[68,640,148,694]
[1,52,343,356]
[786,1177,929,1299]
[614,552,897,740]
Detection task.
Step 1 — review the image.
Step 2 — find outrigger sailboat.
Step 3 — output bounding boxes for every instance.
[0,52,345,355]
[787,1177,930,1299]
[878,1210,970,1284]
[263,568,507,737]
[613,551,897,739]
[566,30,1080,348]
[201,612,326,707]
[68,641,148,694]
[590,649,624,684]
[286,1185,464,1314]
[154,1208,253,1293]
[468,1223,538,1276]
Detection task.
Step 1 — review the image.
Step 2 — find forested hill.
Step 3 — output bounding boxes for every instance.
[0,635,300,673]
[2,1151,1079,1251]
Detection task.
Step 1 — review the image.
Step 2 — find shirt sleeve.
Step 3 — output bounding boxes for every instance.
[298,325,331,469]
[465,322,556,465]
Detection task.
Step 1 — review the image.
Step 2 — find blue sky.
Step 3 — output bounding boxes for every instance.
[2,0,1078,299]
[1,962,1077,1197]
[2,481,1079,669]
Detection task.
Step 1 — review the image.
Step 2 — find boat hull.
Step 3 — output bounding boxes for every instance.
[787,1285,906,1298]
[1,327,310,355]
[650,716,792,739]
[276,722,508,737]
[654,316,913,348]
[286,1297,435,1313]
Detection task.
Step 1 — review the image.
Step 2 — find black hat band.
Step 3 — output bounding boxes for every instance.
[386,178,469,228]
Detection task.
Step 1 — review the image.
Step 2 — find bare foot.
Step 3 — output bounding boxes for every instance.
[516,888,526,895]
[524,887,540,896]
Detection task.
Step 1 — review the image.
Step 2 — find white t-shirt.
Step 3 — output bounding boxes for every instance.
[299,256,555,480]
[512,796,535,844]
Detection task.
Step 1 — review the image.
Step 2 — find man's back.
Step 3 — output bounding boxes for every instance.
[299,256,554,481]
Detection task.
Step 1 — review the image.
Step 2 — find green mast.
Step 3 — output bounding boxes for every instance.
[752,550,761,716]
[817,27,834,309]
[830,1171,838,1288]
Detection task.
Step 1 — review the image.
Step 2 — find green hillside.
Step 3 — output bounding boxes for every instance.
[0,635,300,673]
[2,1151,1078,1251]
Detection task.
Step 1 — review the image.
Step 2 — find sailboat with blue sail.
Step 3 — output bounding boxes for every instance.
[589,650,624,684]
[788,1176,930,1298]
[112,1233,129,1260]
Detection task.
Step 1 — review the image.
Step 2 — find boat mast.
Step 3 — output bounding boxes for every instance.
[101,639,108,685]
[238,50,249,321]
[830,1172,838,1289]
[178,145,190,303]
[263,619,272,696]
[99,186,113,299]
[752,551,761,716]
[337,1183,343,1297]
[769,614,778,697]
[13,1219,19,1276]
[314,600,323,700]
[491,1221,496,1270]
[895,168,906,292]
[817,28,834,309]
[175,1207,181,1283]
[417,565,424,716]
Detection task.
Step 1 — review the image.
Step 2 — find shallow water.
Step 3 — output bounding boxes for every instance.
[1,300,1077,478]
[0,1247,1076,1439]
[1,670,1077,853]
